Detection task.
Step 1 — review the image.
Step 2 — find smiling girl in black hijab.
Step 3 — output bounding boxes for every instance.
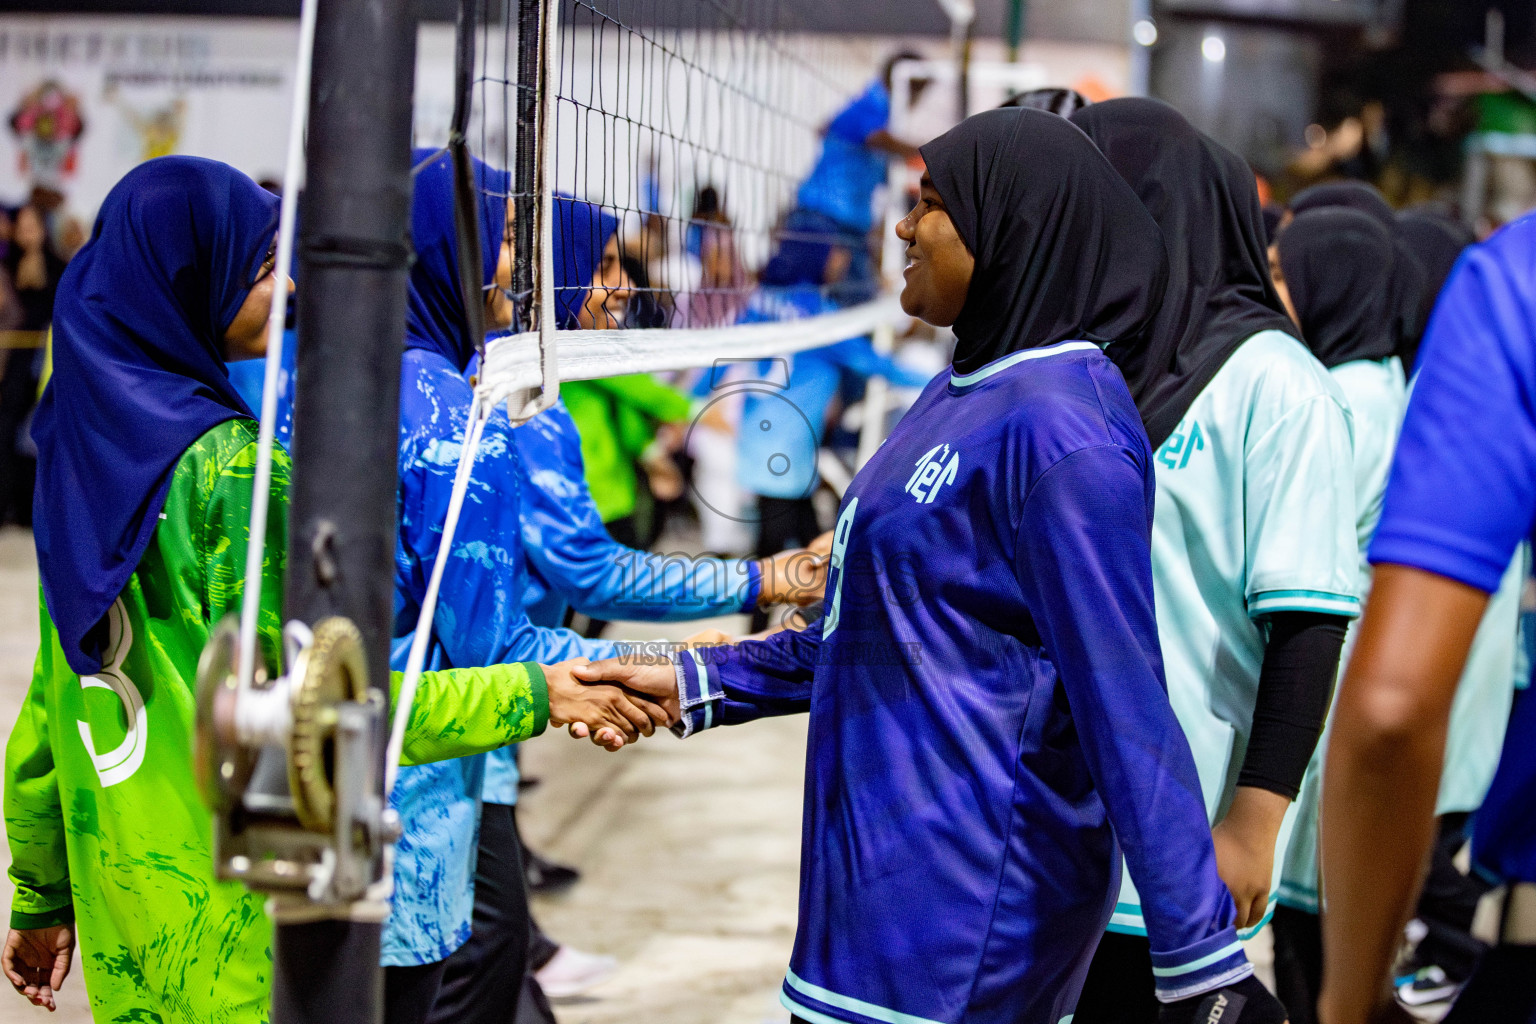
[575,107,1283,1024]
[1070,98,1359,1024]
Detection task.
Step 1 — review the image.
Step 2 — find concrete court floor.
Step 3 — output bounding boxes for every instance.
[0,525,1271,1024]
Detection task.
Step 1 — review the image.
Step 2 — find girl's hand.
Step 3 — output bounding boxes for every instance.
[573,657,680,724]
[544,658,667,752]
[3,923,74,1011]
[1211,786,1289,929]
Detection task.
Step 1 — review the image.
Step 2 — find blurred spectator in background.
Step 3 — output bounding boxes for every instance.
[54,214,87,262]
[0,209,20,336]
[790,50,928,303]
[0,203,65,525]
[682,186,747,329]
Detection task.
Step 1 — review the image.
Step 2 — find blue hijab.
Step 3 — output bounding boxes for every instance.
[552,195,619,329]
[34,156,277,674]
[406,148,512,370]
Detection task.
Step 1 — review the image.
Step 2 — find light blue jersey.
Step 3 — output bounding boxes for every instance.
[1278,356,1405,912]
[1281,360,1523,914]
[1111,330,1360,937]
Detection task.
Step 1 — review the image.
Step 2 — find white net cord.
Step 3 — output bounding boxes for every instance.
[237,0,317,691]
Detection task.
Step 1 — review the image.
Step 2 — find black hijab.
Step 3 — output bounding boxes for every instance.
[1290,180,1395,225]
[1276,208,1398,369]
[1288,179,1426,367]
[1396,210,1473,372]
[1070,98,1294,448]
[920,107,1168,377]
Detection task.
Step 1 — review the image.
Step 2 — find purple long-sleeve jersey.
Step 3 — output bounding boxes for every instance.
[673,341,1249,1024]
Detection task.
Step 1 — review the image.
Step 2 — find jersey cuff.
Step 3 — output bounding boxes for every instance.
[1247,589,1360,619]
[671,648,724,738]
[10,902,74,931]
[1150,929,1253,1002]
[524,662,549,738]
[781,969,946,1024]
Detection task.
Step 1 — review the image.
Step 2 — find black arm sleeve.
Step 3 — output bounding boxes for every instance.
[1237,611,1348,799]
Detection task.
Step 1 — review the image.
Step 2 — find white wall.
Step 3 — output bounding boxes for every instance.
[0,16,300,216]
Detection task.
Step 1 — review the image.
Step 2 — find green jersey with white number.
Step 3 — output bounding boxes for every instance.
[1109,330,1360,937]
[5,419,550,1024]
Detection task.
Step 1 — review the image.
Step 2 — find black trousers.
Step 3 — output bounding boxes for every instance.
[750,495,821,632]
[1071,931,1160,1024]
[384,961,448,1024]
[1270,905,1322,1024]
[427,803,552,1024]
[1442,944,1536,1024]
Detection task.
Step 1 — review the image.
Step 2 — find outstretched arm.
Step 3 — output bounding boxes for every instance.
[394,658,665,762]
[574,622,826,740]
[517,406,825,618]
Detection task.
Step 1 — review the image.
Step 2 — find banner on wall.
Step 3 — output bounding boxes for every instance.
[0,15,301,219]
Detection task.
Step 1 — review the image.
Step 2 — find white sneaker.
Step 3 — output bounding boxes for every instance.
[1395,965,1460,1022]
[534,944,620,1000]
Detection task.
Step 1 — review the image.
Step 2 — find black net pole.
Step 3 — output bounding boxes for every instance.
[512,0,541,326]
[275,0,417,1017]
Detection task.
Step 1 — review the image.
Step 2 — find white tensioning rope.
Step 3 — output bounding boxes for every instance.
[384,394,490,796]
[238,0,317,692]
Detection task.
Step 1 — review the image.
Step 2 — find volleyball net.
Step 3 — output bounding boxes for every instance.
[458,0,910,416]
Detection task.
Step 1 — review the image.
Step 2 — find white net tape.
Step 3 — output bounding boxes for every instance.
[478,294,906,413]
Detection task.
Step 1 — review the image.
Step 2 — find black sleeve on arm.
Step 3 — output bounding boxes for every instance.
[1237,611,1348,799]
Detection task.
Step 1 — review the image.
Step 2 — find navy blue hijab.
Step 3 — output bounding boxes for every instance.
[406,148,512,370]
[34,156,277,674]
[552,195,620,328]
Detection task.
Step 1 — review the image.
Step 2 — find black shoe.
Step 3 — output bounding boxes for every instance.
[524,848,581,894]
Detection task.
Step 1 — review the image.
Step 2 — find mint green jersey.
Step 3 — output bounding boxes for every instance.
[1278,362,1523,912]
[1110,330,1360,936]
[1277,357,1405,912]
[1437,545,1522,815]
[5,419,550,1024]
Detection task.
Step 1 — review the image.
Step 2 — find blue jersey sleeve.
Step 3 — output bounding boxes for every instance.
[1370,217,1536,592]
[516,404,760,618]
[1015,444,1247,1000]
[670,623,823,736]
[395,359,618,671]
[825,82,889,145]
